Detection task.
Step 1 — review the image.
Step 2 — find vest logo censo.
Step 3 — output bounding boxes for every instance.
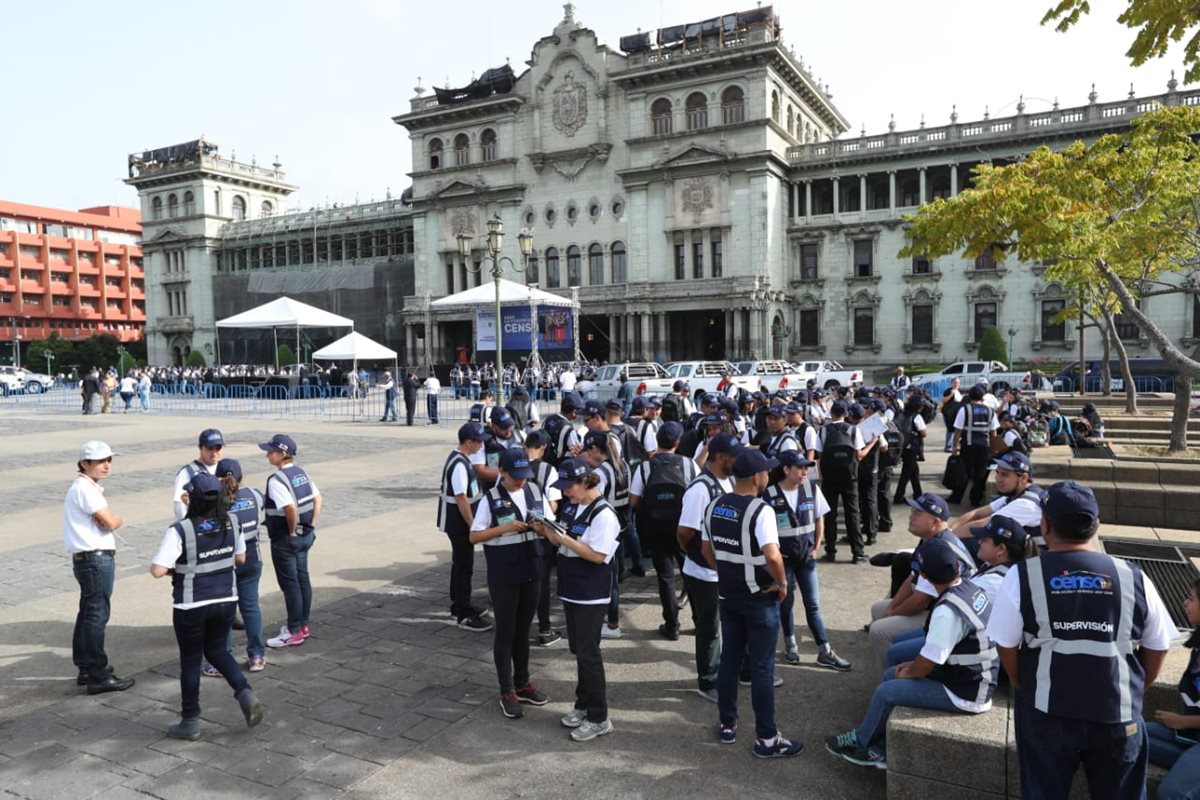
[231,499,252,512]
[196,519,218,533]
[291,475,309,487]
[1048,570,1114,593]
[712,506,741,521]
[972,591,989,614]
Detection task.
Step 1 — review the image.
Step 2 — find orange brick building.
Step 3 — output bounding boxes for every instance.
[0,201,145,350]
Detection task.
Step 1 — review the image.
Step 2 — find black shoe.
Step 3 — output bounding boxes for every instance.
[630,567,647,578]
[87,674,135,695]
[77,665,113,686]
[458,614,493,632]
[869,552,896,567]
[822,553,836,563]
[866,537,877,546]
[659,623,680,641]
[500,691,524,719]
[877,525,892,533]
[892,497,906,505]
[851,555,869,565]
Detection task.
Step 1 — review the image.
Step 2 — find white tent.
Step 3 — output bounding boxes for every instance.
[312,331,397,361]
[429,278,576,309]
[215,296,354,368]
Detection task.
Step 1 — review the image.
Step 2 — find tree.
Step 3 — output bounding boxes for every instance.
[276,344,296,367]
[900,105,1200,452]
[978,326,1008,365]
[1043,0,1200,83]
[186,350,207,367]
[24,332,74,375]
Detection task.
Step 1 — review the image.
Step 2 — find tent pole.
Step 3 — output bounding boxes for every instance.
[529,287,539,378]
[571,286,584,366]
[273,328,279,369]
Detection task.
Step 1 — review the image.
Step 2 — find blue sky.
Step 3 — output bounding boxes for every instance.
[3,0,1186,213]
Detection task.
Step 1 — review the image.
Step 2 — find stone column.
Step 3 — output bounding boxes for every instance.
[859,174,868,215]
[918,167,927,206]
[732,309,743,359]
[640,314,652,361]
[832,177,840,216]
[888,171,896,213]
[804,181,812,221]
[624,314,634,360]
[725,311,736,359]
[608,315,619,361]
[950,164,959,196]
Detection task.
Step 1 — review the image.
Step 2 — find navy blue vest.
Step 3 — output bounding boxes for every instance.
[924,580,999,705]
[763,480,817,562]
[1180,646,1200,712]
[264,464,316,541]
[438,451,481,536]
[556,498,615,603]
[707,493,774,601]
[964,404,993,448]
[171,515,237,606]
[764,431,798,458]
[226,487,263,566]
[684,472,726,568]
[481,482,542,585]
[1017,551,1149,724]
[911,530,977,584]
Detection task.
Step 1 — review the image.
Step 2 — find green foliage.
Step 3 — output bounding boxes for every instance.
[978,326,1008,364]
[185,350,207,367]
[276,344,296,366]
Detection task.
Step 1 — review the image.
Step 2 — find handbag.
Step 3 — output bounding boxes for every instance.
[942,454,967,492]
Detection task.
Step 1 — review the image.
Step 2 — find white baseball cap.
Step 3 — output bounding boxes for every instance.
[78,441,116,461]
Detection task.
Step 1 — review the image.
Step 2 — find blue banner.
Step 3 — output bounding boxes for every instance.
[475,307,573,351]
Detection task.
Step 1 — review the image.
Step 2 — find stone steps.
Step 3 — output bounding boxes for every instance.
[1032,455,1200,528]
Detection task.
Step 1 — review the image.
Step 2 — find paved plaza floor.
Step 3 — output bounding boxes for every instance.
[0,407,963,799]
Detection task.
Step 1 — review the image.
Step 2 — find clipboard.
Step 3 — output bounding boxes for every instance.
[529,511,569,537]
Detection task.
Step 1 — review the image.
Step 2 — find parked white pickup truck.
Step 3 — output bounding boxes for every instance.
[793,360,866,390]
[909,360,1043,392]
[593,362,676,397]
[734,360,809,393]
[666,361,759,400]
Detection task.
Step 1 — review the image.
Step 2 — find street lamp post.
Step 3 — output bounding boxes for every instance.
[13,331,21,368]
[1007,327,1017,366]
[45,350,55,378]
[117,345,127,377]
[458,215,533,406]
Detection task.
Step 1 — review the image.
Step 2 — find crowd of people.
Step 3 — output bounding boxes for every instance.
[435,379,1198,796]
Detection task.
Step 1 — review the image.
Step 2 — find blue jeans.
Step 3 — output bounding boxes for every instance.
[271,531,315,634]
[72,551,116,680]
[138,390,149,410]
[855,665,961,756]
[944,429,955,452]
[717,597,781,740]
[886,627,926,669]
[1147,722,1200,800]
[426,394,439,423]
[619,507,644,573]
[780,556,829,647]
[1014,697,1148,800]
[225,558,265,658]
[382,395,398,420]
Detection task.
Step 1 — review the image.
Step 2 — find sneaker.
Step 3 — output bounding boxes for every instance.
[821,553,836,563]
[201,662,221,678]
[266,626,307,648]
[695,687,719,703]
[600,624,621,639]
[816,650,852,672]
[560,708,588,729]
[851,554,869,565]
[784,646,801,665]
[570,719,614,742]
[630,567,646,578]
[300,624,311,638]
[754,735,806,759]
[499,692,524,719]
[515,683,549,705]
[248,655,266,672]
[458,614,493,632]
[739,676,784,688]
[825,731,886,769]
[718,722,737,744]
[658,623,680,641]
[537,630,563,647]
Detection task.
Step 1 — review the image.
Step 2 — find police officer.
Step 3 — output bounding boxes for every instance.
[530,458,621,743]
[819,401,870,564]
[701,448,804,758]
[215,459,267,672]
[438,423,493,632]
[470,449,553,719]
[149,472,263,740]
[949,386,998,507]
[987,481,1176,800]
[261,435,324,649]
[173,429,224,520]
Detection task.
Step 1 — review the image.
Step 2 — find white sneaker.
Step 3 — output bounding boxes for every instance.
[600,624,622,639]
[560,708,588,728]
[570,718,614,742]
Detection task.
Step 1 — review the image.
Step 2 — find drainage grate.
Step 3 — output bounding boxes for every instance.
[1101,538,1200,629]
[1071,443,1117,459]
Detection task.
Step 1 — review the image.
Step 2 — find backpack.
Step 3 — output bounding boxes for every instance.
[820,422,857,483]
[639,454,689,526]
[1027,422,1049,448]
[614,422,649,470]
[542,414,568,466]
[662,393,686,424]
[879,418,905,469]
[505,401,527,432]
[919,397,937,425]
[1048,415,1073,446]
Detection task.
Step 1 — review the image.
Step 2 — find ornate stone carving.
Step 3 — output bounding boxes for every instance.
[449,207,477,238]
[552,72,589,137]
[680,178,714,223]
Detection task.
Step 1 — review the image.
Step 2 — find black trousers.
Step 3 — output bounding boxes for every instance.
[857,467,879,543]
[404,396,416,425]
[823,477,863,558]
[488,579,539,693]
[564,602,608,723]
[642,520,681,630]
[536,550,556,633]
[684,574,721,691]
[174,601,249,719]
[447,530,477,620]
[948,444,991,506]
[876,466,894,529]
[894,452,923,501]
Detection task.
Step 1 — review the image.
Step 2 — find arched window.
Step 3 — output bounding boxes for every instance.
[721,86,744,124]
[151,196,163,221]
[429,138,443,170]
[454,133,470,166]
[545,247,560,288]
[611,241,627,284]
[786,105,794,136]
[480,129,497,161]
[183,191,195,216]
[526,250,539,285]
[685,92,707,130]
[651,98,673,135]
[566,245,581,286]
[167,193,178,218]
[588,243,604,284]
[771,90,780,123]
[231,195,246,221]
[261,200,274,217]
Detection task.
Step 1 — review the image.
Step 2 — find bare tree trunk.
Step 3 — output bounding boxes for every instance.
[1168,342,1200,453]
[1099,313,1112,397]
[1102,308,1139,414]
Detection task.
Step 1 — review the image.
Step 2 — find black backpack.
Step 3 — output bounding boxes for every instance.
[919,397,937,425]
[542,414,568,466]
[821,422,858,483]
[639,453,689,526]
[662,394,686,424]
[614,422,649,471]
[879,418,905,469]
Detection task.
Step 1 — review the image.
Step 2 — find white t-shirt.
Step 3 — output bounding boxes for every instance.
[679,475,734,582]
[953,406,1000,433]
[63,475,115,553]
[989,494,1042,529]
[470,489,551,531]
[702,499,780,599]
[780,484,832,519]
[173,460,217,520]
[423,377,441,394]
[559,371,577,392]
[920,596,992,714]
[1001,430,1021,449]
[267,468,322,509]
[559,503,621,605]
[119,377,137,393]
[911,415,928,434]
[151,524,247,610]
[449,459,478,496]
[981,393,1001,412]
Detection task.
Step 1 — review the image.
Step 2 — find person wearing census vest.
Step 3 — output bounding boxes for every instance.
[868,493,976,673]
[1144,577,1200,800]
[173,428,225,520]
[629,421,698,640]
[761,406,798,459]
[541,394,583,467]
[530,459,621,743]
[949,386,999,507]
[826,538,998,770]
[819,401,871,564]
[579,428,631,638]
[480,408,524,491]
[150,472,263,740]
[585,400,646,579]
[215,459,267,673]
[470,389,495,426]
[524,430,563,647]
[470,449,554,720]
[765,451,851,672]
[679,394,721,457]
[950,451,1046,554]
[438,423,494,632]
[849,402,885,547]
[260,435,324,649]
[892,396,929,505]
[676,432,740,701]
[987,481,1176,800]
[701,449,805,759]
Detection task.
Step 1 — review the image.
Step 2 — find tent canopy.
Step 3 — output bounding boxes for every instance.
[216,296,355,329]
[430,278,576,309]
[312,331,397,361]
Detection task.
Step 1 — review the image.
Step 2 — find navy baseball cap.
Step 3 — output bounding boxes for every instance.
[258,434,297,455]
[673,379,690,392]
[631,396,649,412]
[830,400,849,416]
[848,402,866,419]
[990,451,1033,475]
[917,538,961,584]
[648,395,663,408]
[906,492,950,521]
[561,394,582,412]
[184,472,222,499]
[552,457,592,489]
[492,408,514,428]
[701,393,720,408]
[970,513,1030,548]
[732,448,778,478]
[457,422,490,443]
[524,429,549,448]
[703,412,726,427]
[499,448,535,479]
[777,450,815,468]
[582,430,608,451]
[765,405,785,418]
[707,431,741,456]
[868,398,886,411]
[199,428,225,448]
[1041,480,1100,536]
[215,458,242,481]
[604,399,624,413]
[968,386,985,401]
[784,402,803,415]
[657,421,684,448]
[582,400,604,418]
